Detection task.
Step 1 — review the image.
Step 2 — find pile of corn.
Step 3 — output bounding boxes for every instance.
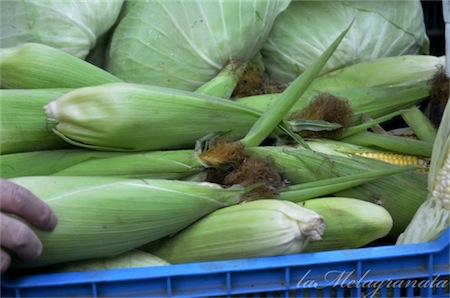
[1,4,449,273]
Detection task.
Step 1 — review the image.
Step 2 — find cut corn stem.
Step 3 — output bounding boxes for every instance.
[153,200,325,264]
[401,106,437,143]
[11,177,245,268]
[341,132,433,157]
[241,22,352,147]
[195,61,247,99]
[0,43,121,88]
[300,198,393,252]
[279,167,413,203]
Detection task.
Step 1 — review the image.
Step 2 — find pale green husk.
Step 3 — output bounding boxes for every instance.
[0,89,71,154]
[11,177,244,268]
[108,0,290,91]
[54,251,169,273]
[0,43,121,89]
[262,1,429,81]
[153,200,324,263]
[45,83,262,151]
[300,197,393,252]
[0,0,123,59]
[397,102,450,244]
[0,149,200,179]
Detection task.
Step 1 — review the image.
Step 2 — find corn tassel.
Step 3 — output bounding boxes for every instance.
[11,177,245,268]
[152,200,324,264]
[300,197,393,252]
[0,43,121,89]
[0,89,72,154]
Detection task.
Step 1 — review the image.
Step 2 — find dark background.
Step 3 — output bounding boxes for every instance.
[421,0,445,55]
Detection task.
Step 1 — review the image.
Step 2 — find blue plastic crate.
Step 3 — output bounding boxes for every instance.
[2,229,449,298]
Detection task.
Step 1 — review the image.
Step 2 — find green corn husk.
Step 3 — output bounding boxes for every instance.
[247,146,427,236]
[0,43,121,89]
[11,177,245,268]
[397,102,450,244]
[0,89,72,154]
[340,132,433,157]
[278,167,413,203]
[0,149,200,179]
[54,250,169,273]
[299,197,393,252]
[45,83,264,151]
[152,200,325,264]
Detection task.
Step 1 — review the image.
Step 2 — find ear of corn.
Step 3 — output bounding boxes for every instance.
[237,69,434,126]
[299,197,393,252]
[11,177,245,268]
[308,55,444,91]
[195,61,247,99]
[241,22,351,147]
[45,83,262,151]
[247,146,427,236]
[0,43,121,89]
[0,149,200,179]
[0,89,72,154]
[152,200,324,264]
[53,250,169,273]
[397,101,450,244]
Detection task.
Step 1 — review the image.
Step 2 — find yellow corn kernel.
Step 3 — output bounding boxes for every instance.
[354,152,429,171]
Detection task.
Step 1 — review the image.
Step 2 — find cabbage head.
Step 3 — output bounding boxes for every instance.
[0,0,124,59]
[107,0,290,91]
[262,0,429,82]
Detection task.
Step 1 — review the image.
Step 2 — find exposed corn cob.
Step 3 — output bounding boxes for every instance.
[0,89,72,154]
[398,101,450,244]
[11,177,245,268]
[0,149,200,179]
[299,198,393,252]
[247,146,427,236]
[308,139,430,171]
[353,152,429,169]
[44,83,262,151]
[54,250,169,273]
[0,43,121,88]
[152,200,324,264]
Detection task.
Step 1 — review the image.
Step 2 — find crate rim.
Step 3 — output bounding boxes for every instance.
[2,228,449,289]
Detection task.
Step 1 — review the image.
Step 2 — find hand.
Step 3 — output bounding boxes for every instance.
[0,179,57,273]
